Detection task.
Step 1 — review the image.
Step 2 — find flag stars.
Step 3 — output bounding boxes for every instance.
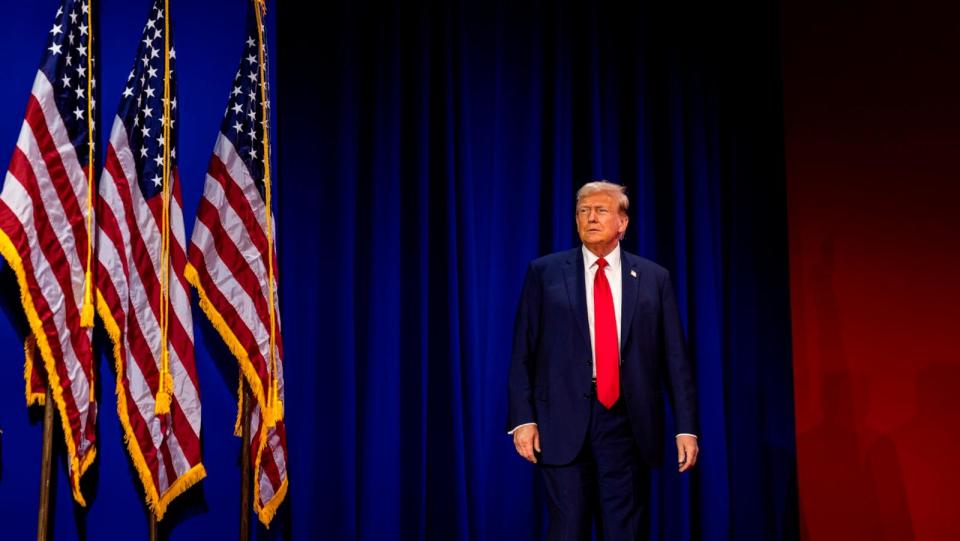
[246,53,257,64]
[140,146,149,158]
[145,86,156,98]
[75,86,85,99]
[232,102,243,115]
[69,11,78,24]
[77,65,86,78]
[153,154,164,167]
[247,36,256,47]
[233,120,243,133]
[143,106,153,118]
[79,22,88,36]
[147,66,158,79]
[62,74,72,88]
[158,134,165,147]
[151,174,162,187]
[78,44,87,57]
[51,23,63,36]
[247,71,258,83]
[232,86,242,97]
[141,125,151,139]
[48,42,63,55]
[73,106,84,119]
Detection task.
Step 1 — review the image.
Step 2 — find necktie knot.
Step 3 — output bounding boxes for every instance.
[597,257,608,270]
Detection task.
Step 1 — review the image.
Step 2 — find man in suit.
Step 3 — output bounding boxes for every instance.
[507,181,699,540]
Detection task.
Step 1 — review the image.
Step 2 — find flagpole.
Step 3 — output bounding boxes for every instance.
[149,511,158,541]
[239,382,252,541]
[36,386,55,541]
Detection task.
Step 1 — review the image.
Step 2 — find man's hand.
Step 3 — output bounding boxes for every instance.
[513,424,540,464]
[677,435,699,473]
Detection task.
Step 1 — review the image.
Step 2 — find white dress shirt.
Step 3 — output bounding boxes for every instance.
[583,244,622,378]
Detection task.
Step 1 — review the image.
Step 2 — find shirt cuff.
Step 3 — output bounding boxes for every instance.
[508,422,537,435]
[675,433,698,439]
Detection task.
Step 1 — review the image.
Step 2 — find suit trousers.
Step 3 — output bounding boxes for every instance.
[539,396,650,541]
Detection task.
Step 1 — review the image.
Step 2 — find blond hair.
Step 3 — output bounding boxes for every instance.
[575,181,629,215]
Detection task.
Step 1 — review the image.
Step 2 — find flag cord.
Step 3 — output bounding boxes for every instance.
[81,0,96,401]
[255,0,280,427]
[155,0,173,415]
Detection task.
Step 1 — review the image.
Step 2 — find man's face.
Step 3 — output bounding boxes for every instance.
[576,192,629,251]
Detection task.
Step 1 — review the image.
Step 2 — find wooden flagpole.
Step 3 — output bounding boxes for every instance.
[36,386,55,541]
[149,511,158,541]
[239,382,253,541]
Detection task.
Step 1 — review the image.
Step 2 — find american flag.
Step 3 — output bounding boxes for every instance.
[0,0,97,506]
[186,0,288,526]
[94,0,205,519]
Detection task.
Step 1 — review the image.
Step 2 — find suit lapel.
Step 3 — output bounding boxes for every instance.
[563,248,591,349]
[620,251,640,353]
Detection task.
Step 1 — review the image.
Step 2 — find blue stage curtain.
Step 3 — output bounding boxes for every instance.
[276,0,797,539]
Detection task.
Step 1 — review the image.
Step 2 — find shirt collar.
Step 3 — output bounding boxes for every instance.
[582,244,621,272]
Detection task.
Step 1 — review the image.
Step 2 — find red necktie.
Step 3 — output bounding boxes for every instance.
[594,257,620,409]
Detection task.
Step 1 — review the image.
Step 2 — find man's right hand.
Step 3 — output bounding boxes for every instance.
[513,424,541,464]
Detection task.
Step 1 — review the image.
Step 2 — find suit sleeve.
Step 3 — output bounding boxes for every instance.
[660,272,699,436]
[506,263,541,432]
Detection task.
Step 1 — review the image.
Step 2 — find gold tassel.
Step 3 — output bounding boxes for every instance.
[155,351,173,415]
[80,276,94,327]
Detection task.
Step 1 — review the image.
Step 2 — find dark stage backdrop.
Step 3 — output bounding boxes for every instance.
[278,1,796,540]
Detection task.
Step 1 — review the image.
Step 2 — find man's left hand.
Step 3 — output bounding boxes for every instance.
[677,435,699,473]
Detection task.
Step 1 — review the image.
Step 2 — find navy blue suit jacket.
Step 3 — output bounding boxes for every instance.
[507,247,698,467]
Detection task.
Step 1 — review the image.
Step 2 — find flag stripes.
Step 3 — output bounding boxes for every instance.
[0,0,98,503]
